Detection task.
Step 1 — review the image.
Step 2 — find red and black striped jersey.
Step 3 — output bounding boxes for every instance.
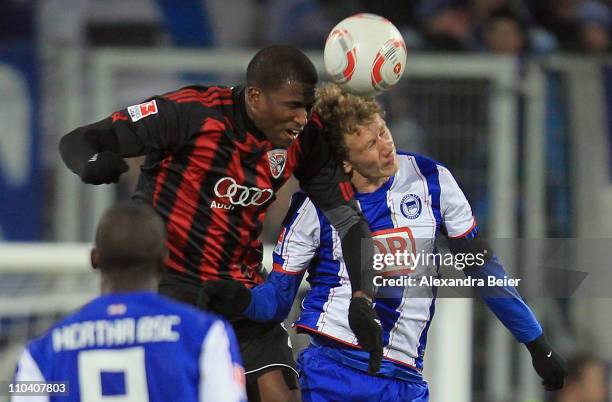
[108,85,355,288]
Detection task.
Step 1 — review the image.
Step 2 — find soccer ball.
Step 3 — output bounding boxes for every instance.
[324,13,407,96]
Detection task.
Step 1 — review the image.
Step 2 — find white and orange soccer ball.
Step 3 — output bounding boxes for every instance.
[324,13,407,96]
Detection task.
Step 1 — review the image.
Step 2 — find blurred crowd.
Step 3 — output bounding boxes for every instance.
[2,0,612,55]
[370,0,612,55]
[257,0,612,55]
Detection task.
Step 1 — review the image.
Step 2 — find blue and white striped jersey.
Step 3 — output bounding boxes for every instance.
[12,291,246,402]
[273,152,478,375]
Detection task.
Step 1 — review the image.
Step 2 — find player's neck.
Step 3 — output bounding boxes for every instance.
[351,173,390,193]
[100,274,158,295]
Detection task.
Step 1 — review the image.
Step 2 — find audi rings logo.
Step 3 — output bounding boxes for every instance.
[213,177,274,207]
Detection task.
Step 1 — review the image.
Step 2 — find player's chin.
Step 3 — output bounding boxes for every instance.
[273,132,297,149]
[381,160,399,176]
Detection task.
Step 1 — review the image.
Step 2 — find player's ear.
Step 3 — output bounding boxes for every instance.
[342,160,353,175]
[247,86,262,107]
[91,248,99,270]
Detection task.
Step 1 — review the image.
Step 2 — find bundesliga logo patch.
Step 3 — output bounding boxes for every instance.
[267,149,287,179]
[127,100,158,122]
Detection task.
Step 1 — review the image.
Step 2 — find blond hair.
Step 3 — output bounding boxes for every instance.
[313,83,383,161]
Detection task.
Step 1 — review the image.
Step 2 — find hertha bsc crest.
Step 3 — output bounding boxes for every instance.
[267,149,287,179]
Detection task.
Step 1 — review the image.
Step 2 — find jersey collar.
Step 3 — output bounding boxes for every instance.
[354,175,395,203]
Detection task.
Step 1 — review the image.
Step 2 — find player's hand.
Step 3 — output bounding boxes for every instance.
[199,279,252,317]
[348,296,383,375]
[525,334,568,390]
[81,151,129,184]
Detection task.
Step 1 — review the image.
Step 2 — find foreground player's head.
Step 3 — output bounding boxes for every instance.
[314,83,398,189]
[91,201,167,294]
[245,45,318,148]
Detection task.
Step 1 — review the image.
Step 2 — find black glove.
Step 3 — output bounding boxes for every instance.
[199,279,252,317]
[525,334,568,391]
[81,151,129,184]
[348,296,383,375]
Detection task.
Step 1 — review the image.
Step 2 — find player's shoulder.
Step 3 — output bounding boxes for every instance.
[282,190,320,225]
[289,190,318,213]
[158,85,234,116]
[161,84,233,99]
[396,151,445,168]
[396,151,454,177]
[290,189,309,204]
[20,298,99,362]
[29,294,104,338]
[70,292,221,330]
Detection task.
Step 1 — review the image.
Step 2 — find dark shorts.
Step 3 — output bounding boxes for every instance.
[158,271,298,387]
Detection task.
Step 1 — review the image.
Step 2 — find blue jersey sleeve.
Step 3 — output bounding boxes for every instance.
[463,255,543,343]
[243,270,305,322]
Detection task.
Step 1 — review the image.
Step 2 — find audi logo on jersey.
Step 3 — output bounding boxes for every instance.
[213,177,274,207]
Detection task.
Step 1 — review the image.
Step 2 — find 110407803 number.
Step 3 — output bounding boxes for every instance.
[4,381,69,396]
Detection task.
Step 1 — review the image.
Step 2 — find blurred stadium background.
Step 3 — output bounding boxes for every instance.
[1,0,612,401]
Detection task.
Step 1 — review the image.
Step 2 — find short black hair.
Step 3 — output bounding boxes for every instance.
[246,45,318,91]
[95,201,166,272]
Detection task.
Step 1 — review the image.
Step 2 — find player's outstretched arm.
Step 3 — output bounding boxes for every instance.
[59,95,204,184]
[245,271,304,322]
[452,237,568,390]
[200,271,303,322]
